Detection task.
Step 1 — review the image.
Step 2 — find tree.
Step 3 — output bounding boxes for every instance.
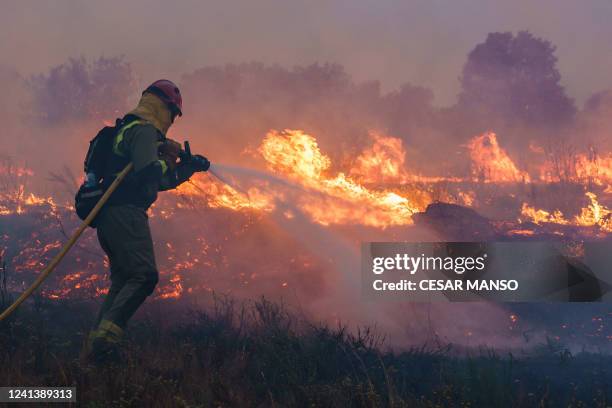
[29,56,136,124]
[458,31,576,128]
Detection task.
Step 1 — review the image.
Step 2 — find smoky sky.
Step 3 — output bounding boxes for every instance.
[1,0,611,107]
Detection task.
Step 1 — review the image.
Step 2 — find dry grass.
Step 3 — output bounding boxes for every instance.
[0,295,609,407]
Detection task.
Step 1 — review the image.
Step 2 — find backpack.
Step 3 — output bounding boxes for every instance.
[74,118,123,227]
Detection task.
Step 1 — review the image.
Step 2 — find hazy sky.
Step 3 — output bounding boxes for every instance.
[2,0,611,106]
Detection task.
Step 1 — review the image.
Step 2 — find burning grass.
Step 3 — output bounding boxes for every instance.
[520,192,612,233]
[467,132,531,183]
[0,129,610,356]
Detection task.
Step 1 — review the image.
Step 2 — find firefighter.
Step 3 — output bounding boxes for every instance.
[86,79,209,363]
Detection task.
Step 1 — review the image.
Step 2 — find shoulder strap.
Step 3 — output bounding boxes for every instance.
[112,119,144,158]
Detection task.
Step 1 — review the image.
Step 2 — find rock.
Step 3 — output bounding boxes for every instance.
[413,202,496,241]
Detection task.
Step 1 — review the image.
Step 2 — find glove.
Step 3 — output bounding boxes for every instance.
[158,138,182,172]
[173,155,210,186]
[191,155,211,172]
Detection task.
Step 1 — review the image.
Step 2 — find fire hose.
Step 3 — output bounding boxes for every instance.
[0,163,134,322]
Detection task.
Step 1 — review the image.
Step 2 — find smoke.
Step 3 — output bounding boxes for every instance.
[27,56,136,125]
[580,90,612,152]
[202,163,535,349]
[0,22,610,350]
[3,29,611,191]
[3,1,612,106]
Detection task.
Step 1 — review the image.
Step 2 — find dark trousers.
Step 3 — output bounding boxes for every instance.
[95,205,159,328]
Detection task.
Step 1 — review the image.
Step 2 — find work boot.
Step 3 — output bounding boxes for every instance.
[86,319,124,365]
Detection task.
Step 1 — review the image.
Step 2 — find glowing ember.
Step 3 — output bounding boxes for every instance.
[158,273,184,299]
[0,162,34,178]
[457,191,476,207]
[507,229,535,236]
[0,184,56,216]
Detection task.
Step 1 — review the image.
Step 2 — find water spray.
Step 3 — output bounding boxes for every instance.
[202,163,360,291]
[208,164,250,196]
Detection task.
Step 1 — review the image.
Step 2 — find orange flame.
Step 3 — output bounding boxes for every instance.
[0,186,56,216]
[574,154,612,185]
[520,192,611,232]
[537,149,612,185]
[575,192,612,232]
[176,176,274,212]
[520,203,570,225]
[467,132,530,183]
[3,127,612,303]
[349,133,411,184]
[258,129,425,227]
[169,129,428,227]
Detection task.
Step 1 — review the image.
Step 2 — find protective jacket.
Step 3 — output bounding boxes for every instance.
[104,93,191,209]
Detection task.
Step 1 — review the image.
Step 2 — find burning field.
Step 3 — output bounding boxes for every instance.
[1,124,611,350]
[0,15,612,404]
[0,29,611,357]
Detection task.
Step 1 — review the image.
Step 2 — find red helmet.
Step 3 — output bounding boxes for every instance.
[144,79,183,116]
